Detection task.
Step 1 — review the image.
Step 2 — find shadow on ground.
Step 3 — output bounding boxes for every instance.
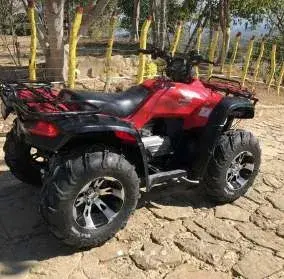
[0,170,217,276]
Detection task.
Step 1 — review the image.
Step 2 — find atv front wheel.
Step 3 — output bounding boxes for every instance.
[205,130,261,203]
[4,126,43,186]
[40,148,140,248]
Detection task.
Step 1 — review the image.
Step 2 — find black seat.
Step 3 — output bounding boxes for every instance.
[59,85,150,117]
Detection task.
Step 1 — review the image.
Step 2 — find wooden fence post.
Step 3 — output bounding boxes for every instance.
[228,32,241,78]
[253,38,265,88]
[277,62,284,96]
[28,0,37,81]
[267,43,277,90]
[170,21,182,57]
[241,36,255,87]
[220,27,230,73]
[68,6,83,89]
[194,27,203,79]
[104,14,117,92]
[208,28,219,79]
[137,17,152,84]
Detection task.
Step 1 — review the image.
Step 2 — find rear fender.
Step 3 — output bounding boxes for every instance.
[29,114,150,189]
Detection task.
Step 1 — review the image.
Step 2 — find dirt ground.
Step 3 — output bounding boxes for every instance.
[0,97,283,279]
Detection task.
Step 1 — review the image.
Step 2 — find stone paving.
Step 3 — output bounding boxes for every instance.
[0,106,284,279]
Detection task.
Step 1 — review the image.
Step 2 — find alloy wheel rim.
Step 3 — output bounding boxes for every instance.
[226,151,255,191]
[72,177,125,229]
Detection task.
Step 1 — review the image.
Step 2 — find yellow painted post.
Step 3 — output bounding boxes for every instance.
[220,27,230,73]
[170,21,183,57]
[68,6,83,89]
[104,14,117,92]
[194,27,203,79]
[253,38,265,87]
[228,32,241,78]
[267,43,277,90]
[207,28,220,79]
[241,36,255,86]
[28,0,37,81]
[137,17,152,84]
[277,62,284,95]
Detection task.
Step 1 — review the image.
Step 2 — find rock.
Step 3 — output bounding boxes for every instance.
[106,257,146,279]
[130,241,182,270]
[92,241,128,262]
[149,203,194,221]
[257,205,284,222]
[81,251,116,279]
[233,197,259,212]
[116,208,155,242]
[254,183,274,193]
[194,217,241,243]
[215,204,250,222]
[251,205,284,230]
[277,251,284,259]
[175,237,226,265]
[151,220,185,244]
[267,193,284,211]
[183,219,216,243]
[263,175,282,189]
[245,190,265,204]
[233,250,284,279]
[164,263,197,279]
[165,264,229,279]
[236,223,284,251]
[277,223,284,238]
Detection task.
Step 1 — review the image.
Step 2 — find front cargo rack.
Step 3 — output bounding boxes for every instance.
[202,76,259,105]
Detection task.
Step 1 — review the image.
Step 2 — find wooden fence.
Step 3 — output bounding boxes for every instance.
[27,6,284,95]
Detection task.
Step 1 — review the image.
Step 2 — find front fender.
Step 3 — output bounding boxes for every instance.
[193,97,255,179]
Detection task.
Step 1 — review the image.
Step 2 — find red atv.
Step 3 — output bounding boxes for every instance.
[0,49,261,248]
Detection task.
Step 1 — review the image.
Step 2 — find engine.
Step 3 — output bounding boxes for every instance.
[142,136,172,158]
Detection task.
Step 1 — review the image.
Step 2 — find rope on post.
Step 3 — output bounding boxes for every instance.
[104,14,117,92]
[137,17,152,84]
[267,43,277,90]
[277,62,284,96]
[68,6,83,89]
[207,28,219,79]
[220,27,230,73]
[170,21,183,57]
[194,27,203,79]
[28,0,37,81]
[241,36,255,87]
[228,32,241,78]
[253,38,265,87]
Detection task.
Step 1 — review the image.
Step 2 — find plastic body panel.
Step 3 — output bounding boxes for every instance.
[124,78,223,129]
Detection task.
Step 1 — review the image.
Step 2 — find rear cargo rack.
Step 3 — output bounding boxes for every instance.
[0,81,102,120]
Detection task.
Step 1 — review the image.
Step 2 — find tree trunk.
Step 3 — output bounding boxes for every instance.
[131,0,140,41]
[80,0,113,36]
[160,0,167,50]
[151,0,160,47]
[151,0,167,49]
[218,0,230,62]
[185,3,209,52]
[45,0,65,81]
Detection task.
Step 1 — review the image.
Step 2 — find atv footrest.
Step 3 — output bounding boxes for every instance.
[149,169,187,186]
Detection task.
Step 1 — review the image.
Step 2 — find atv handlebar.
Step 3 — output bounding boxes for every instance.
[138,48,216,66]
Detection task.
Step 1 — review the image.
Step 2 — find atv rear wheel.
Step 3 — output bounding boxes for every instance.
[205,130,261,203]
[40,148,140,248]
[4,126,43,186]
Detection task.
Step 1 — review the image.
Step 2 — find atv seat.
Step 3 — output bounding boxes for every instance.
[59,85,150,117]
